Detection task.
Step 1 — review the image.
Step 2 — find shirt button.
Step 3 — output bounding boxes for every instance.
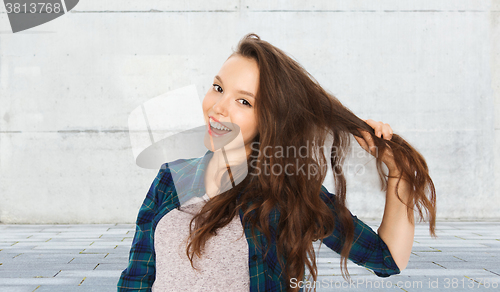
[252,255,258,261]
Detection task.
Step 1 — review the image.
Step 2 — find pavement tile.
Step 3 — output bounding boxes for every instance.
[59,263,100,271]
[80,276,120,286]
[55,270,123,278]
[0,286,40,292]
[93,263,128,271]
[34,286,116,292]
[0,270,60,278]
[69,254,108,263]
[0,277,80,286]
[432,261,500,270]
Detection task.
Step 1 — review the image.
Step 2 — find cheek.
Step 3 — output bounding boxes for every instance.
[251,120,258,136]
[243,116,258,138]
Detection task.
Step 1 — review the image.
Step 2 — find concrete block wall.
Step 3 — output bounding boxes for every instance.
[0,0,499,223]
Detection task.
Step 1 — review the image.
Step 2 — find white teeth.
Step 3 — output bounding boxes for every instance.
[209,117,231,131]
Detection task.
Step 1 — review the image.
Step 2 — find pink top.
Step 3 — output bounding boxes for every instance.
[152,196,250,292]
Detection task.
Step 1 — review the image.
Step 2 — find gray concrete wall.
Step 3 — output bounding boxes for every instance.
[0,0,499,223]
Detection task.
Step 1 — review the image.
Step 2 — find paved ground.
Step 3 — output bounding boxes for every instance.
[0,221,498,292]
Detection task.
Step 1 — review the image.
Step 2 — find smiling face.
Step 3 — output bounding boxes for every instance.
[202,54,259,156]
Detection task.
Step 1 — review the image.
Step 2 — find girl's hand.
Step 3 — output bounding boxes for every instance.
[354,119,398,173]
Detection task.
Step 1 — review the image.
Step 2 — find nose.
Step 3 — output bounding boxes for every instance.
[212,93,231,117]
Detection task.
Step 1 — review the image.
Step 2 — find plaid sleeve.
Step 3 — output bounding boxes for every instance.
[319,185,401,277]
[117,165,170,291]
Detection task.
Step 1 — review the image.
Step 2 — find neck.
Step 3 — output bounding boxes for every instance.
[204,146,249,198]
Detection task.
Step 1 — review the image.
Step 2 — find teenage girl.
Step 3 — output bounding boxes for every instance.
[118,33,436,292]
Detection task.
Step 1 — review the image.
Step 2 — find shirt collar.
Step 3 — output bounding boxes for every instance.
[168,149,214,205]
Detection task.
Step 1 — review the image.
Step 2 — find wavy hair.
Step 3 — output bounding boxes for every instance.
[185,33,436,292]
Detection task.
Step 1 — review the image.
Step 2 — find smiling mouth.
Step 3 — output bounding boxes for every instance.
[209,117,232,135]
[204,118,241,152]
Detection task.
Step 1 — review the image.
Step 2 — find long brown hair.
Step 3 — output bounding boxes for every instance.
[185,33,436,291]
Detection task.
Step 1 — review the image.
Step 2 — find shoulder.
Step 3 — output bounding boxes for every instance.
[154,163,174,192]
[147,162,176,208]
[153,156,203,202]
[156,156,200,187]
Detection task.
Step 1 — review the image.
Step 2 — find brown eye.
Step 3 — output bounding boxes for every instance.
[212,84,223,93]
[237,99,252,107]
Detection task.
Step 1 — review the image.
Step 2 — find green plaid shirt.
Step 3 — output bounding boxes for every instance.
[117,150,400,291]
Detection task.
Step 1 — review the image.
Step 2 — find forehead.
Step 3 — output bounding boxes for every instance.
[217,55,259,90]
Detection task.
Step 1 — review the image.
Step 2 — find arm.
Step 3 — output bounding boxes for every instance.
[117,165,170,291]
[353,119,415,272]
[377,169,414,271]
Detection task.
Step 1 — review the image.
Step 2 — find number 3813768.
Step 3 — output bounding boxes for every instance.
[5,2,63,14]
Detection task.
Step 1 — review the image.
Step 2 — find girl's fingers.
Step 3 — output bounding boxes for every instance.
[381,124,393,140]
[367,121,393,141]
[359,118,393,152]
[364,119,383,138]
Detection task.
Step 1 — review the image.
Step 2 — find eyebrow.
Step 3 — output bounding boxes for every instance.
[215,75,255,99]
